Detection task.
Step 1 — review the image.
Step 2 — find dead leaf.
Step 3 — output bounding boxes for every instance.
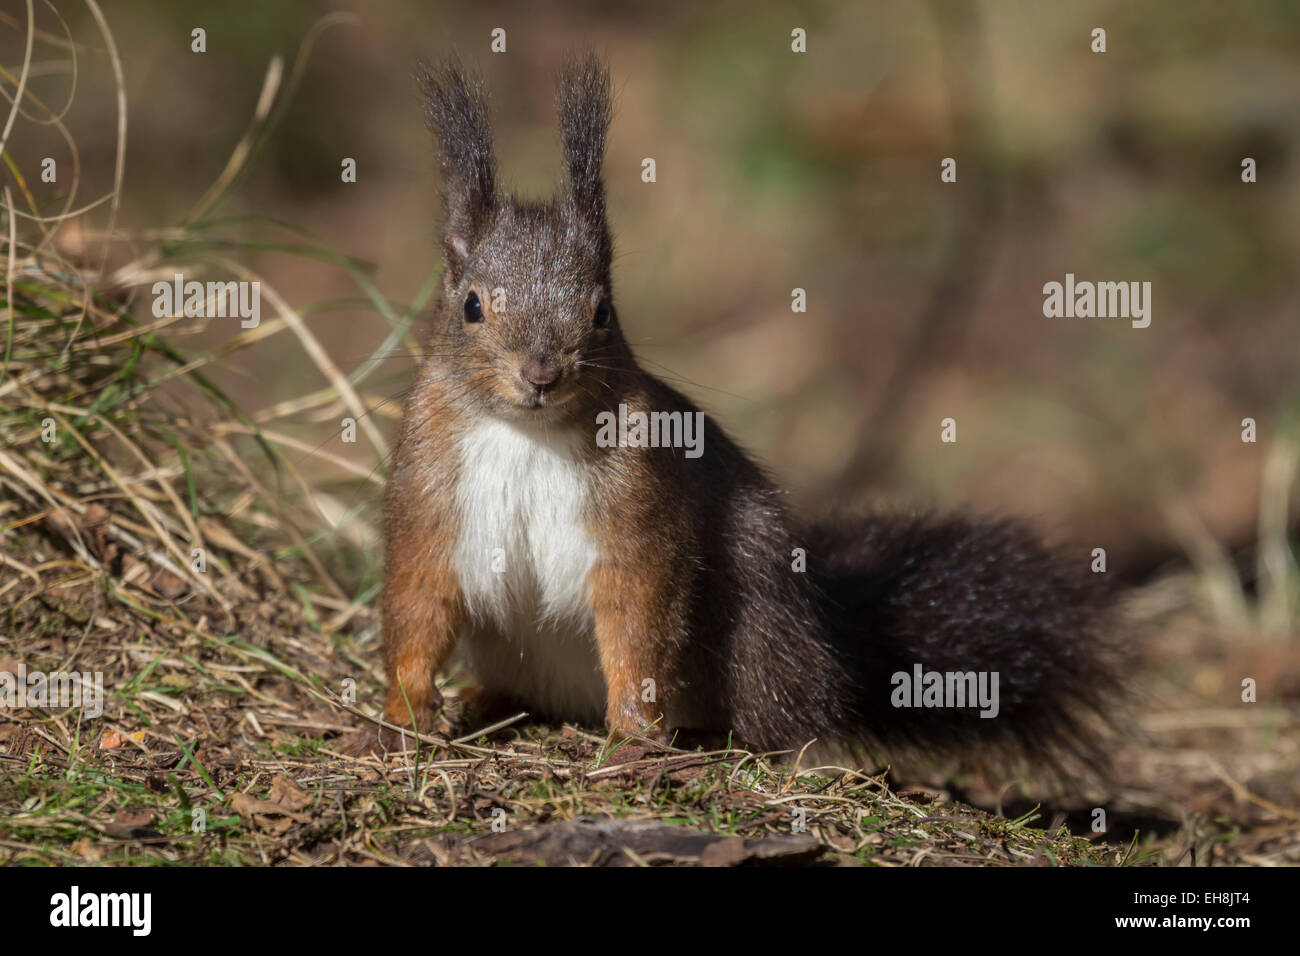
[99,729,145,751]
[268,776,313,812]
[230,791,312,834]
[104,810,160,839]
[150,567,188,600]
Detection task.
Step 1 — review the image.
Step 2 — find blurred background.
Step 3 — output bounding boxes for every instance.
[7,0,1300,597]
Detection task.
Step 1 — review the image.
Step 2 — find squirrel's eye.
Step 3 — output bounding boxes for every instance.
[593,299,611,329]
[464,291,483,323]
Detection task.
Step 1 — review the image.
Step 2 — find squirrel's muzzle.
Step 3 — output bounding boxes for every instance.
[520,358,561,394]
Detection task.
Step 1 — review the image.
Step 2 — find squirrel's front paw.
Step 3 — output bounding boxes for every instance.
[605,702,670,746]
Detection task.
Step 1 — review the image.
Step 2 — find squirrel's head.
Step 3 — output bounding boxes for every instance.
[418,55,624,423]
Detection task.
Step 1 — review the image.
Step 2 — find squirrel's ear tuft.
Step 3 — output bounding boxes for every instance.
[416,58,496,274]
[556,53,611,223]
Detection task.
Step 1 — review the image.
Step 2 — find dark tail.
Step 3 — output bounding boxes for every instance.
[806,512,1127,776]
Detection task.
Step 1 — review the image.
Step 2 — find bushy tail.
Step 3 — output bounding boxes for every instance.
[806,512,1127,775]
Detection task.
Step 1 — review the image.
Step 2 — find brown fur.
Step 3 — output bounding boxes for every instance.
[378,386,468,731]
[349,56,1123,773]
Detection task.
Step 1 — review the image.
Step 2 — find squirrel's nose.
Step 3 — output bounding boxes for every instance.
[520,359,560,392]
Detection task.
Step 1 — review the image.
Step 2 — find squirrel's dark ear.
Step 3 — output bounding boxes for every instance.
[417,58,496,277]
[556,54,611,224]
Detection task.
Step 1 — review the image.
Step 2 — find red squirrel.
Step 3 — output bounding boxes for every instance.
[348,55,1121,771]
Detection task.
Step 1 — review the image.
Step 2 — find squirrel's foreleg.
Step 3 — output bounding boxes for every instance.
[379,506,465,737]
[588,556,680,741]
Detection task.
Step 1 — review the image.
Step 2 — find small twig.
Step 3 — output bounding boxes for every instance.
[451,711,528,745]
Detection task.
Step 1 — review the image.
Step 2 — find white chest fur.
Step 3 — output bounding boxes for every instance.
[452,418,598,624]
[450,418,604,717]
